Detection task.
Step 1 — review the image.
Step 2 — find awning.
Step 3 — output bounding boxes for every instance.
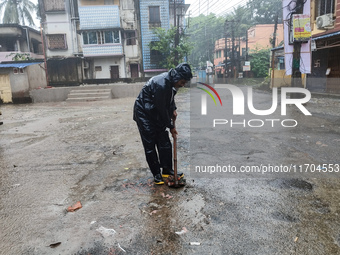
[0,62,43,68]
[271,46,284,51]
[312,31,340,41]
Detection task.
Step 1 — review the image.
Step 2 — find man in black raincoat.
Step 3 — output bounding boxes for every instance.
[133,63,193,184]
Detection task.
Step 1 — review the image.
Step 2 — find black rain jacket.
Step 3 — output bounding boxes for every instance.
[133,69,182,130]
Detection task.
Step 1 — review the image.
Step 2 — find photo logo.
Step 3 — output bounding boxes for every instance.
[198,84,312,128]
[197,82,222,115]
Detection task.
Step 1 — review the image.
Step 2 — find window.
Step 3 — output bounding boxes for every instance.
[104,31,113,43]
[122,0,134,9]
[95,66,102,71]
[43,0,65,12]
[113,31,120,43]
[126,31,136,45]
[83,31,120,45]
[47,34,67,50]
[149,6,161,28]
[315,0,335,16]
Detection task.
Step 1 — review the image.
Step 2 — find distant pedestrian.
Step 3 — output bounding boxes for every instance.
[133,63,192,184]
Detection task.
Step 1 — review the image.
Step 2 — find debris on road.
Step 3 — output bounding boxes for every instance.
[189,242,201,246]
[118,243,126,253]
[49,242,61,248]
[175,227,188,235]
[67,201,82,212]
[96,226,116,238]
[149,210,158,215]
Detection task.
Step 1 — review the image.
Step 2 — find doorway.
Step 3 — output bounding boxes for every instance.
[110,66,119,79]
[130,64,139,78]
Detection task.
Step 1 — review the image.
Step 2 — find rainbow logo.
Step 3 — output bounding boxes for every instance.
[197,82,222,106]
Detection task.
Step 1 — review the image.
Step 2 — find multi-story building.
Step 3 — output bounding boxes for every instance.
[308,0,340,93]
[0,24,43,63]
[39,0,189,85]
[214,24,283,78]
[139,0,189,76]
[0,24,45,103]
[39,0,143,85]
[139,0,170,75]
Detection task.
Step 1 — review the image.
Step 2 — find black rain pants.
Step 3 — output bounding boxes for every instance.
[135,117,172,177]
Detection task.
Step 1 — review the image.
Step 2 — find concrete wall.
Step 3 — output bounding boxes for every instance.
[93,57,125,79]
[111,83,144,98]
[271,70,306,88]
[29,83,145,103]
[30,87,72,103]
[27,64,47,89]
[9,69,29,98]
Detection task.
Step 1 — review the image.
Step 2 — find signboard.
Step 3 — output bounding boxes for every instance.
[243,65,251,71]
[293,14,311,41]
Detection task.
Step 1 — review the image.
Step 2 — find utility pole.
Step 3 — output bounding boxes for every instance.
[291,0,304,98]
[224,20,228,83]
[238,36,241,78]
[174,0,176,27]
[271,11,279,88]
[245,29,248,62]
[174,0,179,65]
[231,20,236,80]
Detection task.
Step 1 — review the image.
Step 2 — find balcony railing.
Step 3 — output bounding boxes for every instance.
[82,44,123,57]
[170,0,185,3]
[0,52,43,62]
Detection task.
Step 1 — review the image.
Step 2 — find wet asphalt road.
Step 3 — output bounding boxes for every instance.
[0,85,340,255]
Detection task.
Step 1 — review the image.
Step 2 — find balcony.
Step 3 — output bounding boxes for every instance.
[0,52,43,62]
[169,0,185,3]
[82,44,123,57]
[79,5,120,30]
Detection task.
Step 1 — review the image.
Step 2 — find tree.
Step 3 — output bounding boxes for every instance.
[248,0,282,24]
[249,47,270,78]
[149,26,193,69]
[0,0,37,26]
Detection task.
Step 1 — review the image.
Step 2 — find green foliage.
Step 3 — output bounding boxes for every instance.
[7,53,32,61]
[249,0,282,24]
[149,26,193,69]
[0,0,37,26]
[249,47,270,78]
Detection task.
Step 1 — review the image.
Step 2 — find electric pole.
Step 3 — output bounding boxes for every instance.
[271,11,279,88]
[174,1,179,65]
[224,20,228,83]
[291,0,305,98]
[231,20,236,80]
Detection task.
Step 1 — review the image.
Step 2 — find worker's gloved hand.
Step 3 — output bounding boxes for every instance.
[170,128,178,139]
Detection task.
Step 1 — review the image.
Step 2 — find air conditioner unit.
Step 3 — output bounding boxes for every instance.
[316,14,334,29]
